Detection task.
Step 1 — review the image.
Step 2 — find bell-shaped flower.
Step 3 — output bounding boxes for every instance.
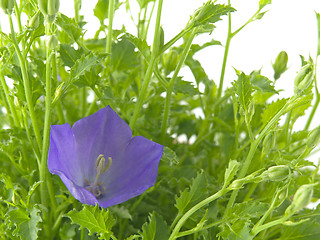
[48,106,163,208]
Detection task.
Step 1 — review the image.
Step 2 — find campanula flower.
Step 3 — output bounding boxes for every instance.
[48,106,163,208]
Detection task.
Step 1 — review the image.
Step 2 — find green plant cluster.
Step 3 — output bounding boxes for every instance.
[0,0,320,239]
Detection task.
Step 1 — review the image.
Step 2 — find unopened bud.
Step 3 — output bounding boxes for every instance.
[285,183,316,215]
[273,51,288,80]
[267,165,290,181]
[29,12,40,29]
[0,0,14,14]
[306,126,320,149]
[294,64,313,96]
[46,35,58,50]
[163,49,179,74]
[38,0,59,22]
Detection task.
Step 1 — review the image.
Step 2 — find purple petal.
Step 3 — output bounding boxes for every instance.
[72,106,132,182]
[98,136,163,208]
[48,124,84,185]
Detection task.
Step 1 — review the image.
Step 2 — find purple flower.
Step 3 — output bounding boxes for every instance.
[48,106,163,208]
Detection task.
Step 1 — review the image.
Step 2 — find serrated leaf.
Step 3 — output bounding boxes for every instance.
[124,33,151,60]
[223,160,240,188]
[175,172,207,214]
[261,98,288,127]
[55,13,83,42]
[66,204,115,240]
[233,201,269,218]
[161,146,179,165]
[140,212,170,240]
[250,74,277,93]
[6,205,42,240]
[173,77,198,96]
[233,72,253,112]
[59,44,85,68]
[193,3,235,26]
[185,57,209,85]
[26,181,42,207]
[218,219,254,240]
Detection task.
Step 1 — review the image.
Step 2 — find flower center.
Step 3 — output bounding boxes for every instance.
[85,154,112,198]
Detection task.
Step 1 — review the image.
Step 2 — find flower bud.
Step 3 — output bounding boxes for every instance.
[273,51,288,80]
[267,165,290,181]
[285,183,316,215]
[38,0,59,22]
[162,49,179,74]
[0,0,14,14]
[46,35,58,50]
[29,12,40,29]
[306,126,320,149]
[294,64,313,96]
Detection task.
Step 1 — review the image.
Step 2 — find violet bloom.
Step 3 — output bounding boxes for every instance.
[48,106,163,208]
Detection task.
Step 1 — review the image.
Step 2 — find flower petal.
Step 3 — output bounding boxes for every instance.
[98,136,163,208]
[72,106,132,181]
[48,124,84,185]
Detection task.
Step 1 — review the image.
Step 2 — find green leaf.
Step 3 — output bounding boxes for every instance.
[136,0,155,9]
[173,77,199,96]
[124,33,151,60]
[233,72,253,112]
[259,0,272,10]
[223,160,240,188]
[250,73,277,93]
[140,212,170,240]
[55,13,83,42]
[233,201,269,218]
[6,205,42,240]
[279,215,320,240]
[66,204,115,240]
[110,206,132,220]
[161,146,179,166]
[94,0,120,24]
[59,44,85,68]
[185,57,209,85]
[111,38,139,71]
[26,181,42,207]
[193,3,235,26]
[218,219,254,240]
[261,98,288,127]
[175,172,207,214]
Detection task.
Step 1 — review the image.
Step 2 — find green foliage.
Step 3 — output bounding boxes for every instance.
[0,0,319,240]
[66,204,116,239]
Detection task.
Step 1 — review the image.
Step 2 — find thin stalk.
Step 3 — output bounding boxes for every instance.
[106,0,115,54]
[129,0,164,129]
[304,92,319,130]
[169,188,229,240]
[283,111,292,144]
[8,13,42,150]
[74,0,81,23]
[0,72,20,126]
[176,219,224,238]
[224,96,297,216]
[217,0,232,99]
[56,101,66,123]
[251,215,288,236]
[160,28,197,143]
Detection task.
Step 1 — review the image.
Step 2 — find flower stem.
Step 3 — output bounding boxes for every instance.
[129,0,164,129]
[8,13,42,150]
[217,0,232,99]
[224,96,297,217]
[160,28,197,143]
[106,0,115,54]
[169,188,229,240]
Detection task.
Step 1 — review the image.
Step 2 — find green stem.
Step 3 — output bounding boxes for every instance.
[160,28,197,143]
[304,92,319,130]
[224,96,297,216]
[176,219,224,238]
[0,71,20,127]
[74,0,81,23]
[8,13,42,150]
[217,0,232,99]
[106,0,115,54]
[251,215,288,236]
[129,0,164,129]
[169,188,228,240]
